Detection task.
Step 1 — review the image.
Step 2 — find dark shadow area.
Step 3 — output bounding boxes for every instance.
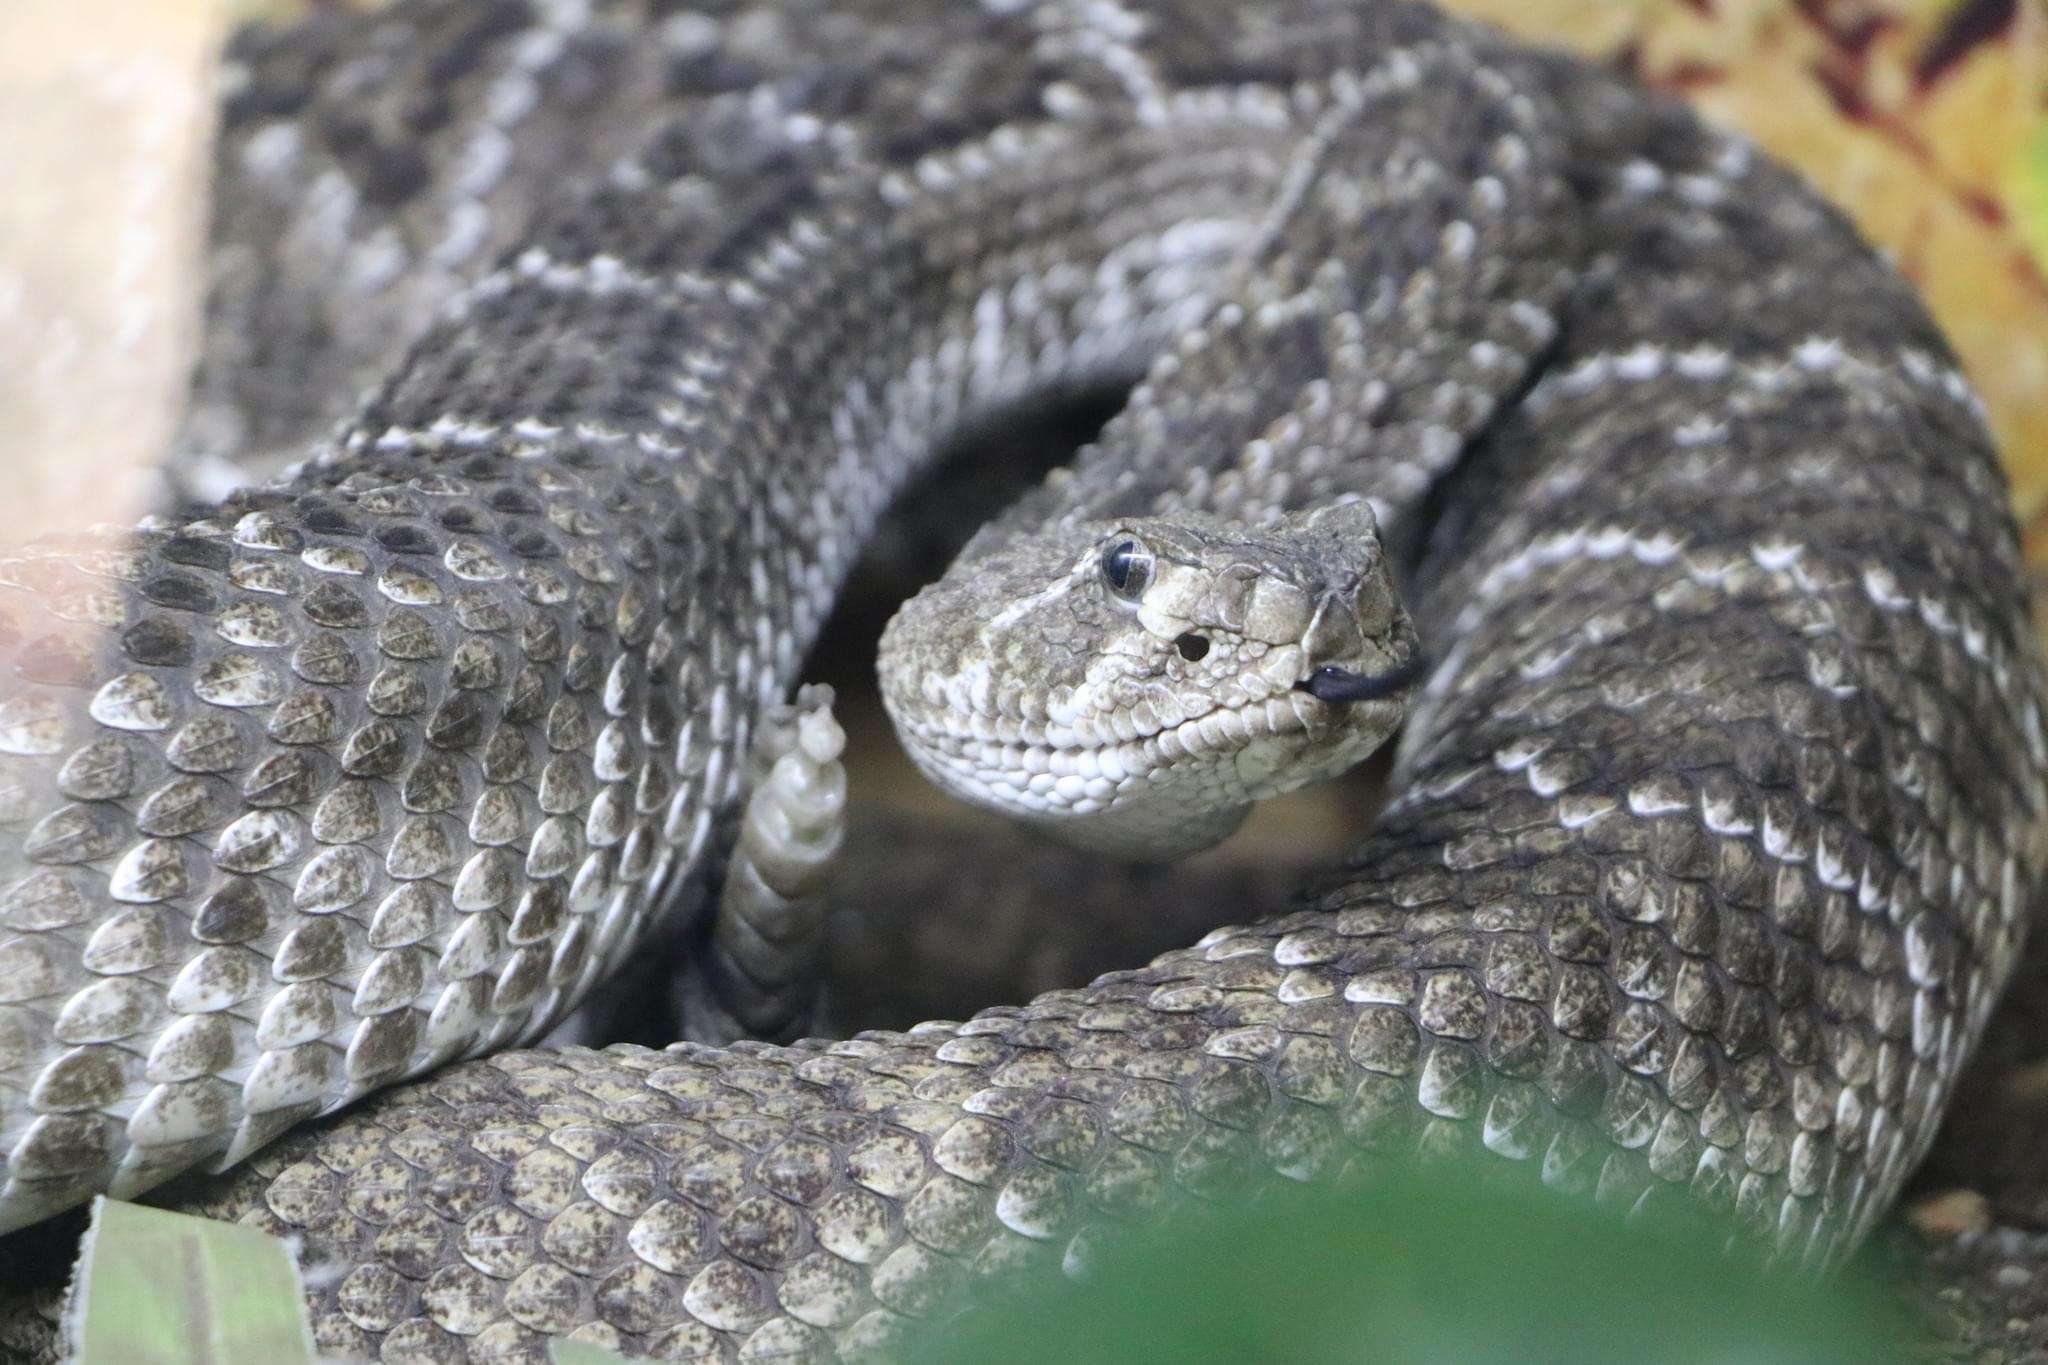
[800,386,1393,1033]
[581,380,1392,1048]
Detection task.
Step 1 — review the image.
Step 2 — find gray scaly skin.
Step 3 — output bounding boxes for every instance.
[1,0,2044,1359]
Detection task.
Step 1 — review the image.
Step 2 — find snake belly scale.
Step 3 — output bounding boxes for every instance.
[0,1,2043,1359]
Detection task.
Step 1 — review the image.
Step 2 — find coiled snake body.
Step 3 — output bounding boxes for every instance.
[2,0,2044,1358]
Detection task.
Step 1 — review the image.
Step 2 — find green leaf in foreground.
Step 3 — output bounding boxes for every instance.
[68,1199,314,1365]
[53,1161,1927,1364]
[549,1343,637,1365]
[905,1155,1927,1364]
[2014,117,2048,279]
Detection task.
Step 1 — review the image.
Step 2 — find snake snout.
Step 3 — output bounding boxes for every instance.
[1302,591,1364,665]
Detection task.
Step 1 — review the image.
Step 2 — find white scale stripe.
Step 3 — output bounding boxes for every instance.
[1524,337,1983,423]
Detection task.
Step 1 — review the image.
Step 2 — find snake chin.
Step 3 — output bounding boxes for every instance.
[878,502,1418,859]
[893,679,1406,858]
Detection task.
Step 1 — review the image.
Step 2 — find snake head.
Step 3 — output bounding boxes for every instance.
[878,498,1421,858]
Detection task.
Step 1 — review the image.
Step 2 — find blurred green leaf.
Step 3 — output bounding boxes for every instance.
[2014,119,2048,277]
[906,1154,1926,1364]
[69,1198,313,1365]
[549,1342,638,1365]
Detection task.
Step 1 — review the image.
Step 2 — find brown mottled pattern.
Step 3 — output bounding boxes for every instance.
[0,0,2042,1361]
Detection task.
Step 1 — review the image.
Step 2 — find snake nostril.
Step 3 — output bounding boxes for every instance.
[1174,632,1210,661]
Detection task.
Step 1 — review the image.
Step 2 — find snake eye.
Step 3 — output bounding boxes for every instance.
[1100,536,1154,602]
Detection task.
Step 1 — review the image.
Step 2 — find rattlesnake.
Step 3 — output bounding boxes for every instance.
[0,1,2042,1359]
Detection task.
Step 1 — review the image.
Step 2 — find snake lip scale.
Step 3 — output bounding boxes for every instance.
[0,0,2042,1358]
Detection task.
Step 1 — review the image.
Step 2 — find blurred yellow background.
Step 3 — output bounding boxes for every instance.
[1450,0,2048,581]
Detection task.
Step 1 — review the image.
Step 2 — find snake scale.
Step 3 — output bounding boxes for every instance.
[1,0,2043,1359]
